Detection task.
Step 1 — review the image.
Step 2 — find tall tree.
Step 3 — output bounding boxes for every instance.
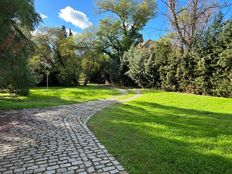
[0,0,41,53]
[194,14,232,97]
[74,27,106,86]
[96,0,156,85]
[69,29,73,37]
[0,0,41,95]
[161,0,229,53]
[31,27,81,86]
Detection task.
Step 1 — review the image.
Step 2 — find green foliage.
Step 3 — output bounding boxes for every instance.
[124,46,156,88]
[1,1,230,98]
[58,36,81,86]
[28,55,44,84]
[0,0,41,95]
[125,14,232,97]
[0,0,40,39]
[96,0,156,85]
[31,27,81,86]
[89,55,110,84]
[155,38,179,91]
[194,15,232,97]
[125,38,179,90]
[0,47,32,96]
[30,26,112,87]
[75,28,105,86]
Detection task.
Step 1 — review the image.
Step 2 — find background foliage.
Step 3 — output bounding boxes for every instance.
[0,0,231,98]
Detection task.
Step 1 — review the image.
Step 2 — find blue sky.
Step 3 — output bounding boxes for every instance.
[34,0,231,41]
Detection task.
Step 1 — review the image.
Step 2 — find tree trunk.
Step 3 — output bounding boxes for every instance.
[83,76,89,86]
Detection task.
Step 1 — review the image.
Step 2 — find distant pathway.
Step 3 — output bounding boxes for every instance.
[0,89,141,174]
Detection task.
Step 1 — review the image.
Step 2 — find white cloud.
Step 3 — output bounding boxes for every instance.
[66,29,79,36]
[40,13,48,19]
[31,28,78,37]
[58,6,92,29]
[31,28,42,36]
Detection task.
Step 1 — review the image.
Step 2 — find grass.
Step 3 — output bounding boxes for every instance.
[0,85,120,109]
[88,90,232,174]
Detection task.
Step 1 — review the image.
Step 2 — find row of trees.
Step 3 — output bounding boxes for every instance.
[0,0,231,97]
[124,1,232,97]
[30,26,108,87]
[0,0,157,95]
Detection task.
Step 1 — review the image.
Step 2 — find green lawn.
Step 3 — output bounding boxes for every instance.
[88,90,232,174]
[0,85,119,109]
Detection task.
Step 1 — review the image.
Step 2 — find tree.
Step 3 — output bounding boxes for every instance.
[74,27,107,86]
[124,46,150,88]
[194,14,232,97]
[155,37,180,91]
[215,20,232,97]
[125,12,232,97]
[161,0,228,53]
[124,37,180,90]
[96,0,156,85]
[69,29,73,37]
[31,27,81,86]
[0,0,41,95]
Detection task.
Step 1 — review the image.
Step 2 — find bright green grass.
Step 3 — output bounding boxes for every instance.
[88,90,232,174]
[0,85,119,110]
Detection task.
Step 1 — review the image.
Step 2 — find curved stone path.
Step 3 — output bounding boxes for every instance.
[0,89,140,174]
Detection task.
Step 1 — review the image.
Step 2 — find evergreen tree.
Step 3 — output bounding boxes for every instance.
[69,29,73,37]
[0,0,41,95]
[194,13,229,96]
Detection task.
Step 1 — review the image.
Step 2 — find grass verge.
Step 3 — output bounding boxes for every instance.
[88,90,232,174]
[0,85,120,110]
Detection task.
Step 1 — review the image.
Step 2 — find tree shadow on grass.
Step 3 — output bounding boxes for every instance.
[0,87,117,110]
[0,95,77,110]
[91,102,232,174]
[122,102,232,137]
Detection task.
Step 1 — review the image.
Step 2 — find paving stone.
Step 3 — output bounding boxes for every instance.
[3,171,13,174]
[72,160,83,165]
[84,161,92,167]
[47,165,59,170]
[87,167,95,173]
[27,165,39,170]
[103,166,116,172]
[34,167,46,173]
[60,163,71,168]
[44,170,55,174]
[14,168,26,173]
[56,168,67,173]
[110,169,120,174]
[0,91,134,174]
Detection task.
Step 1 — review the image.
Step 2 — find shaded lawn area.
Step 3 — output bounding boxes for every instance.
[0,85,120,109]
[88,90,232,174]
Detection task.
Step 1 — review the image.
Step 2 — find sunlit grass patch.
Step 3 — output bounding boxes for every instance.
[0,85,120,109]
[89,90,232,174]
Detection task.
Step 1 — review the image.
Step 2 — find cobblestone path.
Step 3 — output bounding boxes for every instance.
[0,91,137,174]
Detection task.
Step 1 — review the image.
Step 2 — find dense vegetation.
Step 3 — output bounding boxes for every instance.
[0,0,231,98]
[125,15,232,97]
[89,90,232,174]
